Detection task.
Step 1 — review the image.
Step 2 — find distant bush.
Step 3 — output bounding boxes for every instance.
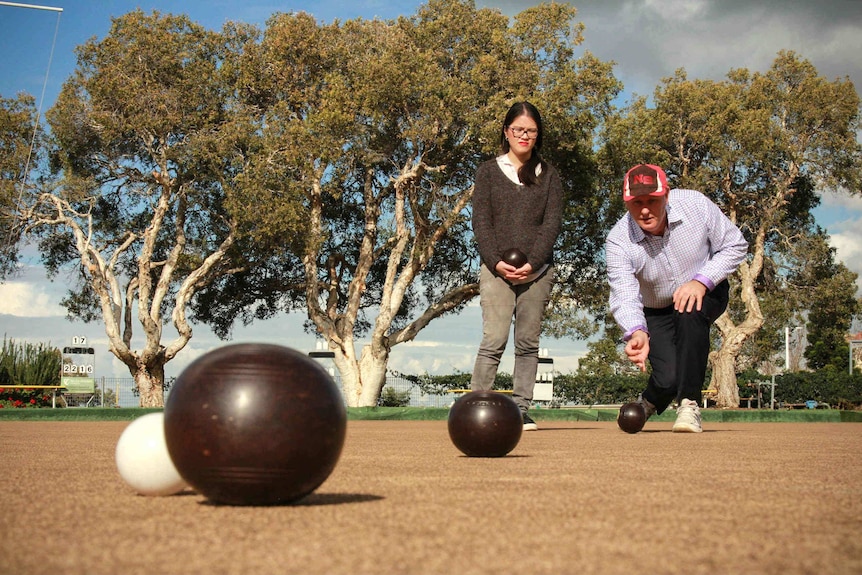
[773,370,862,408]
[553,373,650,405]
[396,367,862,409]
[0,337,62,408]
[399,371,513,396]
[378,387,411,407]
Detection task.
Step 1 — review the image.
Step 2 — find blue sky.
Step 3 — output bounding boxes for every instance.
[1,0,861,380]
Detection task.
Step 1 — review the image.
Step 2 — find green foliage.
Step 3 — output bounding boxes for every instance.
[0,337,61,408]
[407,371,470,395]
[377,387,411,407]
[575,321,642,377]
[774,371,862,408]
[0,94,43,275]
[553,372,649,405]
[403,370,513,396]
[0,336,61,386]
[795,232,860,370]
[0,389,56,409]
[735,368,862,408]
[553,369,862,409]
[0,94,37,189]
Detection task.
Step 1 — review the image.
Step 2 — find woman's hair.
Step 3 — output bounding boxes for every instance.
[500,101,547,187]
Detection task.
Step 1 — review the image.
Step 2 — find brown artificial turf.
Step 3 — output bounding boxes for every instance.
[2,419,862,575]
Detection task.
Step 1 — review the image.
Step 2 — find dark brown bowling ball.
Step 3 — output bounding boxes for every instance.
[502,248,528,268]
[164,343,346,505]
[617,402,647,434]
[448,391,523,457]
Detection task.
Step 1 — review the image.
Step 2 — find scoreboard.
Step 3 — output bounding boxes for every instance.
[61,336,95,393]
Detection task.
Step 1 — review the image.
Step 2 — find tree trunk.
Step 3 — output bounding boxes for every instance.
[329,342,389,407]
[357,345,389,407]
[709,345,740,408]
[711,289,764,408]
[133,361,166,407]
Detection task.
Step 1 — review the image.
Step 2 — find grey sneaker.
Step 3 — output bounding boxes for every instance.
[522,412,538,431]
[637,396,657,420]
[672,398,703,433]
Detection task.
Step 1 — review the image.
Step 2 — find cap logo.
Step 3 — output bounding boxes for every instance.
[632,174,655,187]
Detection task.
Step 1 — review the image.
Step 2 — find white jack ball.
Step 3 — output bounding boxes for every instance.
[116,412,188,496]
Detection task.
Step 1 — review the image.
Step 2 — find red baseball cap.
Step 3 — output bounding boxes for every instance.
[623,164,669,202]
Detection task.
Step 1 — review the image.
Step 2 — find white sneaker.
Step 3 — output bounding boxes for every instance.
[672,399,702,433]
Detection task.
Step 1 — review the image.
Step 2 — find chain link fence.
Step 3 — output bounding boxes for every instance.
[78,375,456,408]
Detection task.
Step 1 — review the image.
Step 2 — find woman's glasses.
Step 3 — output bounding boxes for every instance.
[508,126,538,139]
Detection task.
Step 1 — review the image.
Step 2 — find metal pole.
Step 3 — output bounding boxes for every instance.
[0,2,63,11]
[771,374,776,410]
[785,326,790,370]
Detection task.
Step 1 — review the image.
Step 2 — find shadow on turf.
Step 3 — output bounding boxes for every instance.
[295,492,384,506]
[199,492,384,507]
[527,426,603,432]
[623,428,745,434]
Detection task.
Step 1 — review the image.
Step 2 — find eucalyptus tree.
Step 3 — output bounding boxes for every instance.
[0,93,42,275]
[735,228,859,374]
[602,51,861,407]
[793,230,860,371]
[203,0,620,406]
[1,11,274,406]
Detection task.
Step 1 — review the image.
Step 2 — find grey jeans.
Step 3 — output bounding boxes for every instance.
[470,263,555,412]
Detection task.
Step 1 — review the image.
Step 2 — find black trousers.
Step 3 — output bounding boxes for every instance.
[641,280,729,414]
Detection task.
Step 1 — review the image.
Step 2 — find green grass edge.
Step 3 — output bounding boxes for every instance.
[1,406,860,422]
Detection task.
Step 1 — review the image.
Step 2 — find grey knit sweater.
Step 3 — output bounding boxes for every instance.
[471,158,563,273]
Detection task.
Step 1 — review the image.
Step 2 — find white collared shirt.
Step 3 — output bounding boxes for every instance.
[496,154,542,185]
[606,188,748,339]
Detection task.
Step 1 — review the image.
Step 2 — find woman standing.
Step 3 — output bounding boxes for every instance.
[470,101,563,430]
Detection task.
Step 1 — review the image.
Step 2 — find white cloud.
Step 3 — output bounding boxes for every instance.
[819,191,862,212]
[643,0,708,21]
[0,281,66,317]
[830,231,862,262]
[497,0,862,104]
[829,228,862,284]
[817,192,862,287]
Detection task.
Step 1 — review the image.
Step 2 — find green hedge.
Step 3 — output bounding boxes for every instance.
[552,373,650,405]
[551,370,862,408]
[770,371,862,408]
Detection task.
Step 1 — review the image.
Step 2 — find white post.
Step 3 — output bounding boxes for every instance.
[771,375,776,409]
[785,326,790,370]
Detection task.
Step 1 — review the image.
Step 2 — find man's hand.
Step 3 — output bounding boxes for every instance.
[625,330,650,372]
[673,280,708,313]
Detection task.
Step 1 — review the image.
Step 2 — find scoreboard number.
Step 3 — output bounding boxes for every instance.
[62,363,94,375]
